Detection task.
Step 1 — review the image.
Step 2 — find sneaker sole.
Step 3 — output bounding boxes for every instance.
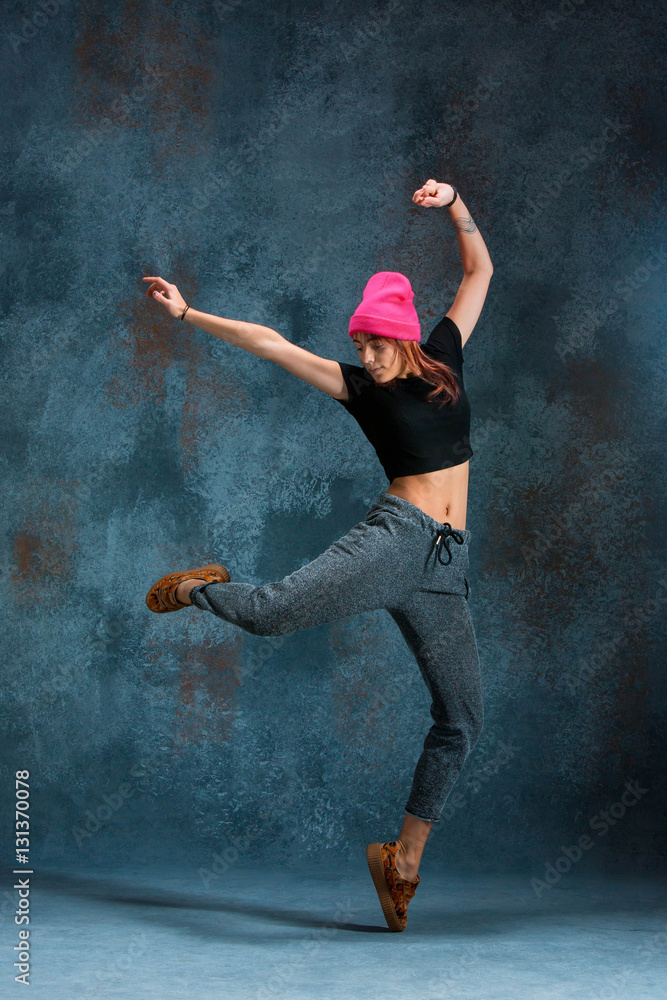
[146,563,230,614]
[366,842,405,932]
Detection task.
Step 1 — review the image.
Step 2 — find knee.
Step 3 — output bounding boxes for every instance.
[443,704,484,760]
[241,601,292,638]
[428,703,484,758]
[235,588,292,637]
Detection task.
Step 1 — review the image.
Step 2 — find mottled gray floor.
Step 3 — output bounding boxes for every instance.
[4,861,666,999]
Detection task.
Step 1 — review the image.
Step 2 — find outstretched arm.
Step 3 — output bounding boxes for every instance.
[142,275,347,399]
[413,180,493,346]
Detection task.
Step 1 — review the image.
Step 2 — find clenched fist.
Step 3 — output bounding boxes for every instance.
[412,179,456,208]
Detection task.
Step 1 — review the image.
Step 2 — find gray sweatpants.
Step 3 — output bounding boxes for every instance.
[189,491,484,823]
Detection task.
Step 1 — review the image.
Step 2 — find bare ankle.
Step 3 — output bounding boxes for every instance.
[395,843,420,880]
[176,578,206,605]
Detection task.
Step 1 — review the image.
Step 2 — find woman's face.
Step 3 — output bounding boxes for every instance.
[352,333,406,382]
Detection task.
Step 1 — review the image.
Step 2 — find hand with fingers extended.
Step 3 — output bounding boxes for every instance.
[412,179,456,209]
[142,275,189,319]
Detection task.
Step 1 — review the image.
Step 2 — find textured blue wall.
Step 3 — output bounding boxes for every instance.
[1,0,665,874]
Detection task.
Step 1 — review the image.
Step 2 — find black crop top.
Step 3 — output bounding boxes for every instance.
[335,314,473,482]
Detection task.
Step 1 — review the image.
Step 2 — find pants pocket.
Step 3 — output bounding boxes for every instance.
[420,562,469,597]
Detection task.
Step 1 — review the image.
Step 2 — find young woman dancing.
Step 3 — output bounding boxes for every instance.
[144,178,493,932]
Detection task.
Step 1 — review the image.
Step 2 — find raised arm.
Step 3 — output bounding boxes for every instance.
[413,180,493,348]
[142,275,347,400]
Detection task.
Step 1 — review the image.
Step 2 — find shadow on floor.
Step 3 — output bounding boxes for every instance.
[35,867,387,934]
[30,866,667,941]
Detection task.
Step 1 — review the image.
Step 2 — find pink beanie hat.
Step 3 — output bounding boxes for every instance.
[348,271,421,342]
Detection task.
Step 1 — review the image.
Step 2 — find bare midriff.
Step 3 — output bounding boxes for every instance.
[386,460,469,529]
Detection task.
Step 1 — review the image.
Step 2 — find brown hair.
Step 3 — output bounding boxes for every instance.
[355,332,461,408]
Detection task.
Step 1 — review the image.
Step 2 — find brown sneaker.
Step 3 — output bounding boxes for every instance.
[145,563,230,614]
[366,838,421,932]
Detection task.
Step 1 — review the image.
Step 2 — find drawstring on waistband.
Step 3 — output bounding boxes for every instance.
[434,524,465,566]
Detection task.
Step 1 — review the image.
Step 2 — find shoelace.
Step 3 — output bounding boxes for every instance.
[434,523,465,566]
